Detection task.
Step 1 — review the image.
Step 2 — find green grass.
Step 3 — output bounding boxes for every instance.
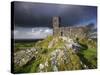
[35,36,53,48]
[76,38,97,69]
[14,36,97,73]
[78,39,97,68]
[80,48,97,68]
[14,42,36,52]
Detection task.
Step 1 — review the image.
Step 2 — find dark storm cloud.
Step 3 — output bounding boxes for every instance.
[12,1,97,39]
[13,1,97,27]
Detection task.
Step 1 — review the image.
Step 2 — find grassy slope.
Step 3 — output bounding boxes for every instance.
[14,36,97,73]
[78,38,97,69]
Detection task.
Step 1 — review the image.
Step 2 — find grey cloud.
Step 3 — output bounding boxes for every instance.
[14,27,53,39]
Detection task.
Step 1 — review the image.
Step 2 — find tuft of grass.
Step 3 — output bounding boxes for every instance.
[35,36,53,49]
[82,48,97,67]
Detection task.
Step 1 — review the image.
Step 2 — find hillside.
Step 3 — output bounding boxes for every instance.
[14,36,97,73]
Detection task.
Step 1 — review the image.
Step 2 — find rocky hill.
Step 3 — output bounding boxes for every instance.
[14,36,97,73]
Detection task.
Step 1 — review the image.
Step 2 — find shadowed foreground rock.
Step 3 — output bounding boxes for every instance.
[14,47,37,67]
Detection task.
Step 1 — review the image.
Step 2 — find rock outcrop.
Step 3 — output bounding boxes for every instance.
[14,36,91,72]
[14,47,37,67]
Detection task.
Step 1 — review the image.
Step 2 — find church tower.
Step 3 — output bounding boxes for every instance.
[52,16,60,36]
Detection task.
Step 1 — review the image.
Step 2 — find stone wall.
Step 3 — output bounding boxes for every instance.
[60,26,88,39]
[52,16,89,39]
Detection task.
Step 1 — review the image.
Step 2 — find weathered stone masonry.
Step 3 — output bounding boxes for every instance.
[52,16,89,39]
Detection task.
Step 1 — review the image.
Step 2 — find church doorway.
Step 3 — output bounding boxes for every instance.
[61,32,63,36]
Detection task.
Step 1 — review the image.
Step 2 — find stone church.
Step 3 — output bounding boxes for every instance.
[52,16,89,39]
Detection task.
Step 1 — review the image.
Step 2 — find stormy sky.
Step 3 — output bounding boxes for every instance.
[12,1,97,39]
